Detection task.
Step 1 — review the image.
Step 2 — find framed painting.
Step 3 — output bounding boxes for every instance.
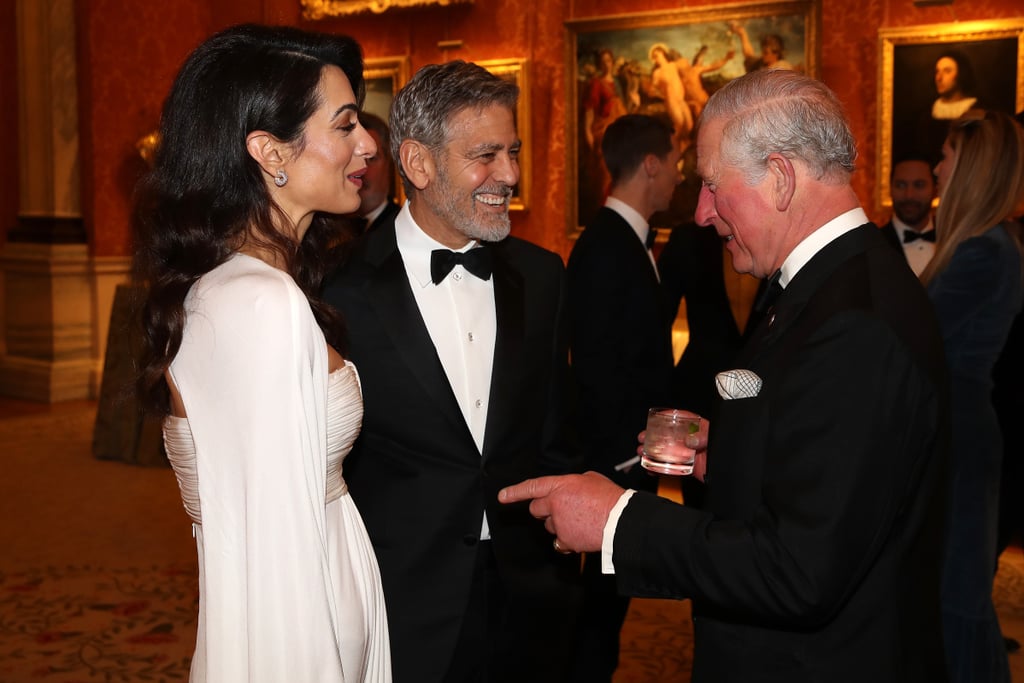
[877,19,1024,209]
[479,58,531,211]
[363,55,410,123]
[302,0,472,19]
[363,56,410,203]
[566,0,821,237]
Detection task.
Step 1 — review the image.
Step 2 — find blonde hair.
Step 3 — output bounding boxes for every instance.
[921,109,1024,285]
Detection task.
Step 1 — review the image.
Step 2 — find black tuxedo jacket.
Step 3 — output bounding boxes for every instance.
[658,222,742,416]
[567,207,674,490]
[366,199,400,233]
[879,220,902,252]
[322,217,580,683]
[614,225,950,682]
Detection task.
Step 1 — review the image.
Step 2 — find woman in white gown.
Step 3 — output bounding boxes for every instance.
[132,24,391,682]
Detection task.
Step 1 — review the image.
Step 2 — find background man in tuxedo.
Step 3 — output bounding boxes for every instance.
[879,155,937,276]
[658,220,742,417]
[323,60,580,683]
[501,69,950,682]
[353,111,400,232]
[565,113,679,682]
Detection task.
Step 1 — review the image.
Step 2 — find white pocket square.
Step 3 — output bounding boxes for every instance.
[715,369,763,400]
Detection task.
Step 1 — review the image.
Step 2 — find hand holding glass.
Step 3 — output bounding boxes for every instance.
[640,408,701,475]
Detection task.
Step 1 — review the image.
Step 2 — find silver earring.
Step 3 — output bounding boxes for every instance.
[274,170,288,187]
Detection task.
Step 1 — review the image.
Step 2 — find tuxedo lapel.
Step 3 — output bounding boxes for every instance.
[735,224,878,369]
[362,227,472,437]
[481,246,525,460]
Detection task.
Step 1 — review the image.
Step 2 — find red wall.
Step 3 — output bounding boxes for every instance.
[72,0,1023,259]
[77,0,212,256]
[1,0,18,248]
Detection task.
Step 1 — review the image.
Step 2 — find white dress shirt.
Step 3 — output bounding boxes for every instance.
[600,207,869,574]
[888,215,936,277]
[395,205,497,539]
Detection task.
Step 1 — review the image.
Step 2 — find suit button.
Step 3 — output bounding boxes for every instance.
[462,534,478,546]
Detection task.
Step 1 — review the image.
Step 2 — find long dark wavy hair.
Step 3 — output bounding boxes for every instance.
[132,24,364,413]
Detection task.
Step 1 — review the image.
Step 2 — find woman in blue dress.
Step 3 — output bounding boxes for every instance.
[924,109,1024,683]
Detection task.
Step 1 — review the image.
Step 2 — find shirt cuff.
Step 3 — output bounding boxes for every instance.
[601,489,636,574]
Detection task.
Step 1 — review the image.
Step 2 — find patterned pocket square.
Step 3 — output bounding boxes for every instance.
[715,369,763,400]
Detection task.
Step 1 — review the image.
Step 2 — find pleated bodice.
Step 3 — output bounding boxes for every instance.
[162,362,364,525]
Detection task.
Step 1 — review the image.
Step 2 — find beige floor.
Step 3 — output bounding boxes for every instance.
[2,398,1023,681]
[0,400,194,571]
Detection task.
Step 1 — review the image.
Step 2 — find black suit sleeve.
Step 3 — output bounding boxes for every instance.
[613,310,943,627]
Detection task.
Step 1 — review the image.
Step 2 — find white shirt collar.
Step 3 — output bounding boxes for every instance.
[362,199,389,224]
[605,196,651,248]
[779,207,869,287]
[394,203,478,289]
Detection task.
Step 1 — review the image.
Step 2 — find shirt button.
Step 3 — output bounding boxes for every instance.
[475,399,482,409]
[453,271,463,282]
[468,332,475,342]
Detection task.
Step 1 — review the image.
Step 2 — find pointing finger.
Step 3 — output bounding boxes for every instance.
[498,476,559,504]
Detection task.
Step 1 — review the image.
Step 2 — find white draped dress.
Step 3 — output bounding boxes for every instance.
[161,253,391,682]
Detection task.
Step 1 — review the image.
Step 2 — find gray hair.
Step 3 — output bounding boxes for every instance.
[388,60,519,193]
[701,69,857,184]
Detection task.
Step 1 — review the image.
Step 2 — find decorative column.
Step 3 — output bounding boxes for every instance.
[0,0,100,402]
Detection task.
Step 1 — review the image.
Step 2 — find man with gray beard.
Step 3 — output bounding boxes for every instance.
[323,60,581,683]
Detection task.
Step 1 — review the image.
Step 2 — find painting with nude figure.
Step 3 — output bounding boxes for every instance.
[566,0,820,238]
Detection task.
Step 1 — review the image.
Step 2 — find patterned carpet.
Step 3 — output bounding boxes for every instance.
[0,564,195,681]
[2,401,1024,682]
[4,559,1024,682]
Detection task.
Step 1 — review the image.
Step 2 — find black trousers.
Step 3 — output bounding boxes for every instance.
[446,539,580,683]
[445,540,503,683]
[568,552,631,683]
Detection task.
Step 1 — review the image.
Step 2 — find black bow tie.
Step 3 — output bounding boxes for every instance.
[430,247,493,284]
[753,269,784,314]
[645,229,657,250]
[903,229,936,244]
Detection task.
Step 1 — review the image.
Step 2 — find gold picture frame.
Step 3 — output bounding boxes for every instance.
[566,0,821,237]
[363,55,410,121]
[302,0,472,19]
[363,56,410,205]
[877,18,1024,210]
[479,58,531,211]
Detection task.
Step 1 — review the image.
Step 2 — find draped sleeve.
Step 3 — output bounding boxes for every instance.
[168,253,344,682]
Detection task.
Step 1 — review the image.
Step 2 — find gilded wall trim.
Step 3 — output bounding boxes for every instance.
[302,0,473,19]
